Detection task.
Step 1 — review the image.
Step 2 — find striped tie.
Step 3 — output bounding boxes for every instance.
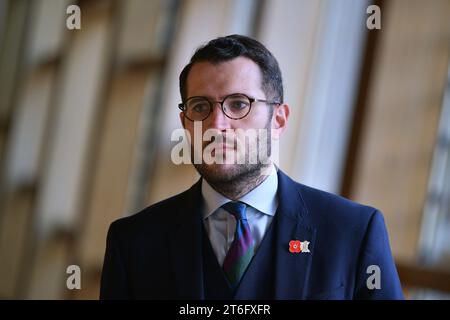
[222,201,255,288]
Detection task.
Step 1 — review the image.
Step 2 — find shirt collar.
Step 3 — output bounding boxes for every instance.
[201,164,278,219]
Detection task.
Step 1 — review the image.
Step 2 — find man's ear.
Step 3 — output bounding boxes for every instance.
[272,104,290,139]
[180,112,186,128]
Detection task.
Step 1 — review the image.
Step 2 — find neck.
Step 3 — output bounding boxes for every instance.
[207,165,272,200]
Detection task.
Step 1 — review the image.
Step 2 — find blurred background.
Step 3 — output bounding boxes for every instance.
[0,0,449,299]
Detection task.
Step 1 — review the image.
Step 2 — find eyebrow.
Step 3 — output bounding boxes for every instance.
[188,93,252,100]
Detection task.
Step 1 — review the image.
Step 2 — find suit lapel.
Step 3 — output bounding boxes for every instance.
[168,179,205,299]
[273,170,317,299]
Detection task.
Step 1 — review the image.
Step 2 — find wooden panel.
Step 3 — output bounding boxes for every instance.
[0,0,29,120]
[78,70,153,268]
[24,232,72,299]
[35,0,113,234]
[116,0,173,62]
[0,187,35,298]
[27,0,70,64]
[397,262,450,294]
[350,0,450,261]
[22,0,114,299]
[3,67,55,187]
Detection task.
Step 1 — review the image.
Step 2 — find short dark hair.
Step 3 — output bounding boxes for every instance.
[179,34,283,104]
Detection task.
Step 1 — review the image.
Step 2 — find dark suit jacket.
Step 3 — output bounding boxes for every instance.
[100,169,403,299]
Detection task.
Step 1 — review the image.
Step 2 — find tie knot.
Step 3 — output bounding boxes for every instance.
[221,201,247,220]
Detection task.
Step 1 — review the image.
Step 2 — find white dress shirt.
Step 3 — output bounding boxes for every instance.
[201,164,279,266]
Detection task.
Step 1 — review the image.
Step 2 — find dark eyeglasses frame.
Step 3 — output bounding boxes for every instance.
[178,93,280,121]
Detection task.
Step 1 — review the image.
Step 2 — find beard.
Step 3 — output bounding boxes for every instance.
[194,160,265,186]
[191,119,273,187]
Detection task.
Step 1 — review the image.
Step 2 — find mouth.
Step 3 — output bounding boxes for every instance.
[214,143,235,151]
[206,142,236,157]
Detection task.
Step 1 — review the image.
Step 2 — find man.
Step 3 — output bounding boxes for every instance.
[100,35,403,299]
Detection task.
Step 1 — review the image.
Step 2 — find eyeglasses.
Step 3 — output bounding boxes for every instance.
[178,93,280,121]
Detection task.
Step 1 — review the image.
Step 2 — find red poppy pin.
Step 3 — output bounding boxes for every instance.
[289,240,310,253]
[289,240,301,253]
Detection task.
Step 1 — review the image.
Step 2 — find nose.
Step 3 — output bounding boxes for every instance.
[206,102,231,130]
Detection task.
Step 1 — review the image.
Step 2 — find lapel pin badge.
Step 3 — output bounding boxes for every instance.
[289,240,310,253]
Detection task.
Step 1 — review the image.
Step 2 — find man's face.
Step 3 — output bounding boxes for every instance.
[180,56,287,185]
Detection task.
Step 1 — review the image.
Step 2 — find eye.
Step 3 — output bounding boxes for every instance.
[227,97,250,111]
[230,101,248,110]
[188,100,210,113]
[193,104,209,113]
